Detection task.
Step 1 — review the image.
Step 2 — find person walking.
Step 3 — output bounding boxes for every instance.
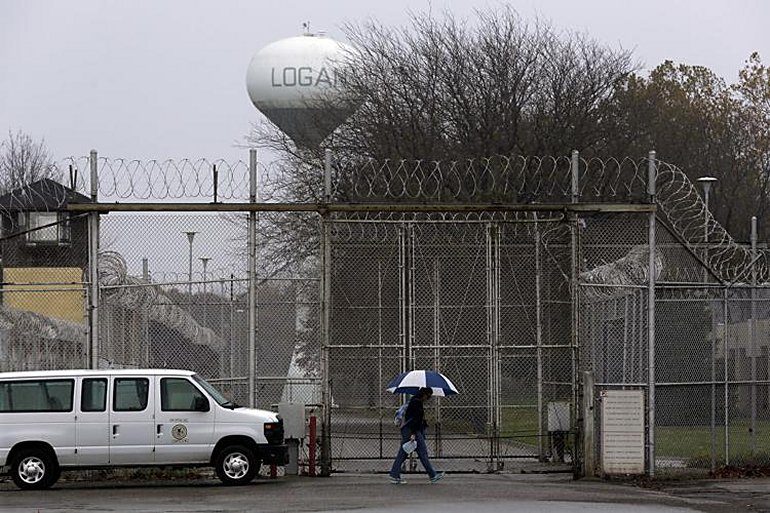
[388,387,445,484]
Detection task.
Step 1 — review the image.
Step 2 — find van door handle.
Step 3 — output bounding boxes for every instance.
[157,424,163,438]
[112,424,119,438]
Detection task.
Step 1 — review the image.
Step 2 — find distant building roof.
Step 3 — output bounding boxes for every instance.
[0,178,91,211]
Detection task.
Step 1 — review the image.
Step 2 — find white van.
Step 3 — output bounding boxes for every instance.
[0,369,287,489]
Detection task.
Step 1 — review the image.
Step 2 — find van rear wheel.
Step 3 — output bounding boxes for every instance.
[215,444,259,485]
[11,447,59,490]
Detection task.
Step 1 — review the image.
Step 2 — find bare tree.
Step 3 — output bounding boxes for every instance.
[253,10,635,160]
[0,130,58,193]
[247,9,637,269]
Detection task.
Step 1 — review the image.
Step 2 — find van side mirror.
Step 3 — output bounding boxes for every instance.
[193,396,209,412]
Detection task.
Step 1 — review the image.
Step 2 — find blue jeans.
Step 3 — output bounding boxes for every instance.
[389,426,436,479]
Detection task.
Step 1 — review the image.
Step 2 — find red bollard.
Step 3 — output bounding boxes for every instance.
[270,463,277,478]
[308,414,317,477]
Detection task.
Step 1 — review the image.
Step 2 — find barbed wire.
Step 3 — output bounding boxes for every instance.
[20,154,651,205]
[0,153,678,208]
[0,303,86,344]
[580,246,663,301]
[1,153,767,285]
[99,251,221,348]
[654,161,769,284]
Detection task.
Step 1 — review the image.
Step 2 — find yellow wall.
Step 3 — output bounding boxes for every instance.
[3,267,85,323]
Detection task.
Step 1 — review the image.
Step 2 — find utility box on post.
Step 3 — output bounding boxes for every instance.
[279,403,306,475]
[547,401,570,463]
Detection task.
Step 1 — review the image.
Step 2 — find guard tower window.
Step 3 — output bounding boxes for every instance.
[23,212,71,244]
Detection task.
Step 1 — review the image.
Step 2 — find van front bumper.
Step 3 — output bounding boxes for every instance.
[257,444,288,465]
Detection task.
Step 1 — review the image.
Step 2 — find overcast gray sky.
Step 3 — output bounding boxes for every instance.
[2,0,769,163]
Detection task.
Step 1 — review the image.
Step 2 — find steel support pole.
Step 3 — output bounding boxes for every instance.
[535,213,545,461]
[433,258,443,456]
[409,224,416,370]
[622,296,629,382]
[647,151,657,477]
[229,274,235,380]
[711,290,717,470]
[88,150,100,369]
[581,370,596,477]
[570,150,580,441]
[248,149,257,408]
[724,287,730,465]
[396,221,409,470]
[142,258,150,366]
[378,260,384,458]
[703,189,710,284]
[398,226,405,375]
[493,223,501,470]
[398,222,415,373]
[750,216,757,455]
[320,148,333,476]
[485,222,495,470]
[187,236,194,297]
[200,257,210,328]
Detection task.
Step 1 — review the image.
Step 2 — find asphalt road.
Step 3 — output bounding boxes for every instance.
[1,473,768,513]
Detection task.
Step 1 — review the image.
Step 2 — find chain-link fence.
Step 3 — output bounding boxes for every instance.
[3,150,769,476]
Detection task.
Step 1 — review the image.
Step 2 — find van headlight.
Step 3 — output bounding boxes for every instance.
[264,420,284,445]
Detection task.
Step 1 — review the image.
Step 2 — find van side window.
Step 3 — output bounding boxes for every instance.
[0,383,9,411]
[0,380,73,412]
[161,378,205,411]
[81,378,107,412]
[113,378,149,411]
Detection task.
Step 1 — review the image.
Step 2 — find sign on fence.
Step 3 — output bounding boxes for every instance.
[600,389,644,475]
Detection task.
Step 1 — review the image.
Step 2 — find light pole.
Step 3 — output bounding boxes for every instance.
[184,231,197,297]
[696,176,718,245]
[199,257,211,328]
[199,257,211,295]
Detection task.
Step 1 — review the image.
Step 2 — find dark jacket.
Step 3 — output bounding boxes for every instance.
[403,395,427,434]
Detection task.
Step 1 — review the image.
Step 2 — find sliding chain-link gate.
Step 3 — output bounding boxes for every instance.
[327,218,576,470]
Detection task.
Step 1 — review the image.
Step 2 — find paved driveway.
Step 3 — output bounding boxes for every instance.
[3,472,764,513]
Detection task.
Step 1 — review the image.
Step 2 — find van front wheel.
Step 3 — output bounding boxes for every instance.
[215,444,259,485]
[11,448,59,490]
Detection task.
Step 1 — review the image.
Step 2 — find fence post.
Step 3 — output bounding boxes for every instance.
[432,258,442,457]
[88,149,99,369]
[646,150,657,477]
[535,213,545,461]
[398,223,413,376]
[485,222,501,470]
[711,289,717,470]
[750,216,757,455]
[581,371,595,477]
[570,150,580,442]
[248,149,257,408]
[723,286,730,465]
[142,258,150,366]
[320,148,333,476]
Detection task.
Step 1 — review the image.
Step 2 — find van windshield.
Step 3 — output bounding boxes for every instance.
[191,375,239,408]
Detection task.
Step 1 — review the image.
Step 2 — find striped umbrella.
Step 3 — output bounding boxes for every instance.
[386,370,459,397]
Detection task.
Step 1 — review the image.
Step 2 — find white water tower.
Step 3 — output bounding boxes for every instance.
[246,32,354,147]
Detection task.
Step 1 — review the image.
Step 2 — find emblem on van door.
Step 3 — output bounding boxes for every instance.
[171,424,188,440]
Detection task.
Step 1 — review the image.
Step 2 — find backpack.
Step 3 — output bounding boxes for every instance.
[393,403,408,427]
